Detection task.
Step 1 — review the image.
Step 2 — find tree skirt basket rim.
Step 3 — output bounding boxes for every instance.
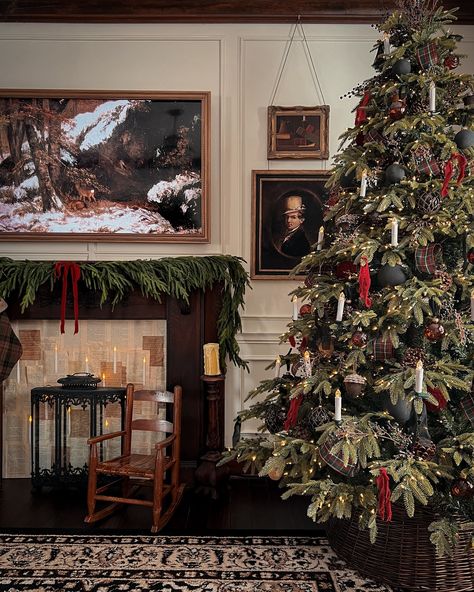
[325,503,474,592]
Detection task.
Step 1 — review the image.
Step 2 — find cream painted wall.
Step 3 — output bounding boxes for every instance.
[1,22,473,445]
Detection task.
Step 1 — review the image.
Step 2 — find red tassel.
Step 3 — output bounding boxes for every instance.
[54,261,81,334]
[376,467,392,522]
[289,335,296,348]
[358,256,372,308]
[284,395,302,431]
[441,152,468,197]
[355,91,371,126]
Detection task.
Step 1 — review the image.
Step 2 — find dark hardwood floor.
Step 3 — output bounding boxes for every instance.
[0,476,323,534]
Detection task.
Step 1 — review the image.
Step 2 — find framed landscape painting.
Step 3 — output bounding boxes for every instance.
[0,90,210,242]
[251,170,330,279]
[267,105,329,160]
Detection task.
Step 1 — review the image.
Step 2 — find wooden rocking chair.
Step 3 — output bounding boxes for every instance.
[85,383,184,533]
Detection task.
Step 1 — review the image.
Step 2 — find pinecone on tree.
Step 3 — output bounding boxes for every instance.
[402,347,428,368]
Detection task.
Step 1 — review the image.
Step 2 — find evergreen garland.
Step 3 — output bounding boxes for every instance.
[0,256,249,370]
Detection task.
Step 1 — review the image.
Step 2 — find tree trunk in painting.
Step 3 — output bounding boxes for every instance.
[3,99,25,187]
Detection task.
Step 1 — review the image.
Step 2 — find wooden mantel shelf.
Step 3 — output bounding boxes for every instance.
[1,1,473,24]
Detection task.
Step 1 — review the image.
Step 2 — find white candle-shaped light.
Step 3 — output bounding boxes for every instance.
[391,218,399,247]
[142,356,146,385]
[16,360,20,384]
[334,389,342,422]
[359,169,368,197]
[317,226,324,250]
[471,290,474,321]
[113,346,117,373]
[54,344,58,373]
[274,356,281,379]
[85,356,89,373]
[102,372,106,387]
[67,406,71,436]
[28,415,32,445]
[303,350,312,377]
[383,32,391,55]
[292,295,298,321]
[415,359,424,394]
[336,292,346,322]
[429,81,436,112]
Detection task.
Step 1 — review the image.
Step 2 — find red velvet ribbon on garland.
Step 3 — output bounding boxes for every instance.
[376,467,392,522]
[54,261,81,334]
[284,395,302,431]
[441,152,467,197]
[355,91,371,126]
[358,256,372,308]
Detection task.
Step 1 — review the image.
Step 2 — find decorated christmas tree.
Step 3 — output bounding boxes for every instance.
[227,0,474,555]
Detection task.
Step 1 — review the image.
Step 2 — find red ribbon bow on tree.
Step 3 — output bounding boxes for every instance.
[358,256,372,308]
[355,91,371,127]
[54,261,81,334]
[441,152,467,197]
[376,467,392,522]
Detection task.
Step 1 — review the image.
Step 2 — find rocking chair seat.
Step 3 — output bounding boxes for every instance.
[96,453,174,479]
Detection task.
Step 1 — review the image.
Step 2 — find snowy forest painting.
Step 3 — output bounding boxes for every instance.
[0,91,209,241]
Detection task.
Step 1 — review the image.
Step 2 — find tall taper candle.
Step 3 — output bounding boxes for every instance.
[415,359,424,394]
[102,372,106,387]
[303,350,312,377]
[142,356,146,385]
[274,356,281,379]
[471,291,474,321]
[391,218,399,247]
[113,346,117,373]
[317,226,324,250]
[334,389,342,422]
[383,32,391,54]
[359,169,368,197]
[429,81,436,112]
[85,356,89,373]
[54,344,58,373]
[28,415,32,444]
[67,407,71,436]
[16,361,20,384]
[292,295,298,320]
[336,292,346,322]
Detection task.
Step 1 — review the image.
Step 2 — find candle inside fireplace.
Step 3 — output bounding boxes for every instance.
[102,372,106,387]
[85,356,89,373]
[113,346,117,373]
[67,407,71,436]
[142,356,146,385]
[54,344,58,373]
[28,415,32,445]
[16,360,20,384]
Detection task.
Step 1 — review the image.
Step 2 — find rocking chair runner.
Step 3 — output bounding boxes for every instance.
[85,383,184,533]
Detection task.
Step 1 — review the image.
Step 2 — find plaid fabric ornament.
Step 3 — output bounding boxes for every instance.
[416,41,439,70]
[373,336,394,361]
[0,313,23,382]
[319,434,359,477]
[414,244,442,274]
[460,393,474,426]
[411,145,440,177]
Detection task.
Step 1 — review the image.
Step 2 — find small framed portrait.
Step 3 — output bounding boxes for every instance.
[267,105,329,160]
[251,170,331,280]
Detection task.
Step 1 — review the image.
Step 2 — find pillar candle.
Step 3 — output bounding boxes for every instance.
[415,360,424,394]
[304,350,312,377]
[54,344,58,373]
[336,292,346,322]
[113,346,117,374]
[317,226,324,250]
[391,218,399,247]
[334,389,342,421]
[274,356,281,379]
[203,343,221,376]
[429,81,436,112]
[292,295,298,320]
[359,169,368,197]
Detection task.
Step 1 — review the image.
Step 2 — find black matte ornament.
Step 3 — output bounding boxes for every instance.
[264,404,286,434]
[463,94,474,107]
[381,393,413,425]
[377,264,407,287]
[385,163,406,185]
[454,128,474,150]
[392,59,411,76]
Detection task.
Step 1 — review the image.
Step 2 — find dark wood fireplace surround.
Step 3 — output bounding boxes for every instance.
[0,282,226,486]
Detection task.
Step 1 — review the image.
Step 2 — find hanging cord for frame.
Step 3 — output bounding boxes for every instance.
[268,15,326,107]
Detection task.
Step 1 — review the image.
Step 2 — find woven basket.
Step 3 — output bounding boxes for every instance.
[326,503,474,592]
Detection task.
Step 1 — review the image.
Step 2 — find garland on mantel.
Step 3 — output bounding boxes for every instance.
[0,256,250,370]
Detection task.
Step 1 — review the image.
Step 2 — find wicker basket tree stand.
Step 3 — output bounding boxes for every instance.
[326,503,474,592]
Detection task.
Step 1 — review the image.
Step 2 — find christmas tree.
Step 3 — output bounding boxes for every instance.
[228,0,474,555]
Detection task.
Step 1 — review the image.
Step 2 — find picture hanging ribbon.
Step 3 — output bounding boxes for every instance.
[54,261,81,334]
[441,152,467,197]
[414,244,441,274]
[358,256,372,308]
[355,91,371,126]
[376,467,392,522]
[284,394,302,431]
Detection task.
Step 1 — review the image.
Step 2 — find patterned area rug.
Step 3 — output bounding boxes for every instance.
[0,533,392,591]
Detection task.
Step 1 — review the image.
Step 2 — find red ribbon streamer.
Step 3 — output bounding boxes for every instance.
[54,261,81,334]
[358,256,372,308]
[441,152,467,197]
[289,335,296,348]
[376,467,392,522]
[284,395,302,431]
[355,91,371,126]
